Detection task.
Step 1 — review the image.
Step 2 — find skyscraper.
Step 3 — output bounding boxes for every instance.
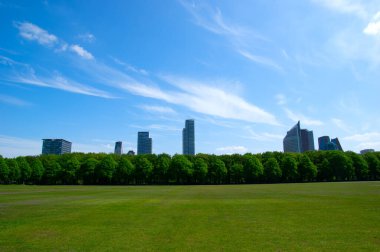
[319,136,343,151]
[137,132,152,155]
[183,119,195,155]
[114,141,123,155]
[42,139,72,155]
[283,121,315,153]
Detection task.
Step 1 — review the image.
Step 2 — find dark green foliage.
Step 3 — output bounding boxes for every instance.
[264,157,282,183]
[1,151,379,185]
[134,156,153,184]
[113,156,134,184]
[364,153,380,180]
[280,154,298,182]
[298,155,317,182]
[96,155,117,184]
[243,154,264,183]
[193,157,208,184]
[16,157,31,184]
[0,157,10,184]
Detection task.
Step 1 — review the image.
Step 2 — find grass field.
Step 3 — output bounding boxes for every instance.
[0,182,379,251]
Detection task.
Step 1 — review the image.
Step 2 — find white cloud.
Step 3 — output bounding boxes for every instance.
[139,105,177,115]
[364,11,380,35]
[343,132,380,151]
[284,108,323,126]
[216,146,248,155]
[112,57,149,75]
[78,32,96,43]
[0,94,31,107]
[312,0,368,18]
[70,44,94,60]
[331,118,351,133]
[275,94,287,105]
[244,127,283,141]
[180,1,282,71]
[0,135,41,157]
[14,22,58,46]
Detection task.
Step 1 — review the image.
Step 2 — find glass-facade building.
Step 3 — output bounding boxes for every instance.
[319,136,343,151]
[183,119,195,155]
[137,132,152,155]
[42,139,72,155]
[283,121,315,153]
[114,141,123,155]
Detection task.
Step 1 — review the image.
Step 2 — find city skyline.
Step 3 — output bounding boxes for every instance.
[1,1,380,157]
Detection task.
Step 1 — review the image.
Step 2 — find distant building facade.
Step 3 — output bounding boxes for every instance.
[114,141,123,155]
[127,150,135,156]
[137,132,152,155]
[183,119,195,155]
[283,121,315,153]
[318,136,343,151]
[42,139,72,155]
[360,149,375,154]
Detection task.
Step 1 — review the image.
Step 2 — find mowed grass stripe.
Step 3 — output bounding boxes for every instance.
[0,182,379,251]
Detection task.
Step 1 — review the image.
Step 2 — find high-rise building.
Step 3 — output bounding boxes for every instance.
[114,141,123,155]
[42,139,72,155]
[283,121,315,153]
[318,136,331,151]
[127,150,135,156]
[331,138,343,151]
[301,129,315,152]
[318,136,343,151]
[360,149,375,154]
[183,119,195,155]
[137,132,152,155]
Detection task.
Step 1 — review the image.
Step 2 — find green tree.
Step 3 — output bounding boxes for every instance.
[41,155,61,184]
[230,163,244,184]
[298,155,317,182]
[346,151,369,180]
[328,151,354,181]
[59,154,81,184]
[193,157,208,184]
[16,157,31,184]
[243,154,264,183]
[317,158,332,181]
[30,158,44,184]
[0,156,10,184]
[6,159,20,184]
[281,154,298,182]
[264,157,282,183]
[113,156,134,184]
[208,156,227,184]
[80,156,99,185]
[153,154,171,184]
[134,156,153,184]
[170,155,193,184]
[364,153,380,180]
[96,155,117,184]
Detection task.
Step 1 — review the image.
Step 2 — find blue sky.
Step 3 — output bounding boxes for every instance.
[1,0,380,157]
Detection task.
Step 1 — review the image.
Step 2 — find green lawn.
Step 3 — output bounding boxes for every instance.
[0,182,379,251]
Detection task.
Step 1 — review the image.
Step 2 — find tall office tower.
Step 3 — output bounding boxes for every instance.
[331,138,343,151]
[183,119,195,155]
[137,132,152,155]
[283,121,302,153]
[318,136,331,151]
[114,141,123,155]
[283,121,315,153]
[301,129,315,152]
[42,139,72,155]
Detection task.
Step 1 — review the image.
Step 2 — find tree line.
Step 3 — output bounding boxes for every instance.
[0,151,379,185]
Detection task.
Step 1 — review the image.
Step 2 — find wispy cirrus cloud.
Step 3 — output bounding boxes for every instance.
[364,11,380,35]
[14,21,94,60]
[112,57,149,76]
[216,146,248,155]
[0,94,31,107]
[77,32,96,43]
[284,108,323,126]
[179,0,283,72]
[244,126,283,142]
[312,0,368,18]
[343,132,380,151]
[70,44,94,60]
[139,105,177,115]
[14,21,58,46]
